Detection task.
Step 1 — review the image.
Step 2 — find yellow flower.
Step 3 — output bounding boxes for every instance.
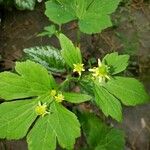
[50,90,57,97]
[35,101,49,117]
[73,63,85,76]
[55,93,64,103]
[89,59,110,83]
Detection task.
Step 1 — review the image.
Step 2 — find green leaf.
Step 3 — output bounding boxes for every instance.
[45,0,121,34]
[15,0,36,10]
[94,83,122,122]
[102,52,129,75]
[79,112,125,150]
[95,128,125,150]
[80,77,95,96]
[15,60,53,89]
[27,102,80,150]
[0,60,55,100]
[63,92,92,103]
[82,0,121,33]
[0,100,37,139]
[79,13,112,34]
[24,46,66,73]
[38,25,56,37]
[27,116,56,150]
[59,33,82,68]
[105,77,150,106]
[79,112,108,148]
[45,0,76,25]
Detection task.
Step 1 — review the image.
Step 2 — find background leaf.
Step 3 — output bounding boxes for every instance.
[45,0,76,25]
[45,0,121,34]
[105,76,150,106]
[102,52,129,75]
[0,0,36,10]
[15,0,36,10]
[24,46,66,73]
[79,112,125,150]
[94,83,122,122]
[95,128,125,150]
[38,25,56,37]
[79,13,112,34]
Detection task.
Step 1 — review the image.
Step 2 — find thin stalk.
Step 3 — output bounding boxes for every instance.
[59,25,62,32]
[76,29,81,47]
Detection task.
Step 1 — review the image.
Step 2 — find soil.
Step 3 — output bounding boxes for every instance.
[0,1,150,150]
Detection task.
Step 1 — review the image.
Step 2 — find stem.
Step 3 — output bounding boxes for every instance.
[76,29,81,47]
[60,76,79,91]
[59,25,62,32]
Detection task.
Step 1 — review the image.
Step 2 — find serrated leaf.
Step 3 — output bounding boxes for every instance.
[0,99,37,139]
[15,0,36,10]
[78,0,118,33]
[27,102,80,150]
[45,0,121,34]
[24,46,66,73]
[0,60,55,100]
[79,13,112,34]
[0,59,81,150]
[79,112,125,150]
[15,60,53,89]
[63,92,92,103]
[27,116,56,150]
[45,0,76,25]
[102,52,129,75]
[59,33,82,68]
[105,76,150,106]
[94,83,122,122]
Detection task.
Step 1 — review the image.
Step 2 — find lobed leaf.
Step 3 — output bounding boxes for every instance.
[105,76,150,106]
[94,83,122,122]
[102,52,129,75]
[45,0,76,25]
[27,101,80,150]
[27,116,56,150]
[0,100,37,139]
[0,60,56,100]
[79,13,112,34]
[45,0,121,34]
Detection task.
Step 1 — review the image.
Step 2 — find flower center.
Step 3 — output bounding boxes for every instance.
[35,102,48,117]
[73,63,85,76]
[55,93,64,103]
[50,90,57,97]
[98,65,108,76]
